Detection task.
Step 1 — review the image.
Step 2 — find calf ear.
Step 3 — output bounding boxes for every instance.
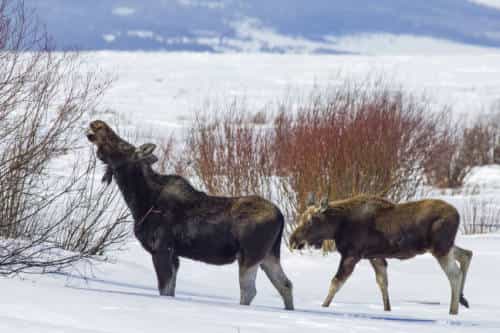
[143,154,159,165]
[138,143,157,156]
[320,196,329,212]
[306,192,316,206]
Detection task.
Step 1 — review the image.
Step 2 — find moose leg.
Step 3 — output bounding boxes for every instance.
[370,258,391,311]
[152,251,179,297]
[436,250,463,315]
[239,262,259,306]
[322,255,359,307]
[260,255,294,310]
[453,246,472,308]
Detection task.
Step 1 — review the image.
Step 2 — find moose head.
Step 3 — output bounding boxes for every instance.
[289,194,337,250]
[86,120,158,171]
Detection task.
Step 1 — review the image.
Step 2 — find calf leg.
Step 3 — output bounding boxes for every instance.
[370,258,391,311]
[260,255,294,310]
[436,250,463,315]
[322,255,359,307]
[152,251,179,297]
[454,246,473,308]
[239,262,259,306]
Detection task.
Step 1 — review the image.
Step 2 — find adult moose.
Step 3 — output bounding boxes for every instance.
[86,120,294,310]
[289,195,472,315]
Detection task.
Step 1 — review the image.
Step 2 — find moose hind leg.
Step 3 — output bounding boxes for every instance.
[370,258,391,311]
[454,246,472,308]
[239,263,259,306]
[152,252,179,297]
[322,256,359,308]
[260,255,294,310]
[436,251,463,315]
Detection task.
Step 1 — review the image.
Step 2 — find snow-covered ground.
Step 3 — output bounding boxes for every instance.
[1,233,499,333]
[88,52,500,135]
[3,52,500,332]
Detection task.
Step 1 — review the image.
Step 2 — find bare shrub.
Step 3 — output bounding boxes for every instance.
[460,198,500,234]
[272,84,451,231]
[186,100,276,199]
[0,0,124,275]
[157,134,190,177]
[183,81,452,243]
[426,119,497,188]
[250,110,268,125]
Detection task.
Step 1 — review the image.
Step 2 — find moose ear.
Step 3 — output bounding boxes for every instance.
[137,143,156,156]
[143,154,159,165]
[306,192,316,206]
[319,196,329,212]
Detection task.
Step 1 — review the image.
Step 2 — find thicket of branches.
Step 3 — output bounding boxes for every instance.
[0,0,128,275]
[182,83,454,236]
[178,84,500,239]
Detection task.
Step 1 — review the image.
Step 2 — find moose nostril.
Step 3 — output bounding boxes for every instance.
[86,129,96,142]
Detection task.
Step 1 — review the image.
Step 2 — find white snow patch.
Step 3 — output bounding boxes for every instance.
[177,0,225,9]
[85,52,500,128]
[102,34,116,43]
[325,33,499,55]
[112,6,136,16]
[220,17,339,53]
[1,235,499,332]
[469,0,500,10]
[127,30,154,39]
[464,164,500,189]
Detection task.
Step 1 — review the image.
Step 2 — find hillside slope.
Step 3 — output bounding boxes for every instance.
[25,0,500,52]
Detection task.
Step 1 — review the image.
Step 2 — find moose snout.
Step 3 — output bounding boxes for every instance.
[86,128,96,142]
[289,236,305,250]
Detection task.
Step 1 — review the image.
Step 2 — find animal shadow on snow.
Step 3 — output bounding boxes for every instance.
[54,271,234,302]
[61,274,484,329]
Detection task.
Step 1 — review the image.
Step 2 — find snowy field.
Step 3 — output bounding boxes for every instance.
[3,52,500,332]
[1,233,499,333]
[88,52,500,134]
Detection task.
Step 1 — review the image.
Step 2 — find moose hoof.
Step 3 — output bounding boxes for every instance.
[159,291,175,297]
[460,294,470,308]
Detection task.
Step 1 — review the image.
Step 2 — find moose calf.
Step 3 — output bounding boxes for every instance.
[290,195,472,315]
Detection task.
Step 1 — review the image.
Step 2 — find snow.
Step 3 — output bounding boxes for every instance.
[102,34,116,43]
[469,0,500,10]
[1,234,499,332]
[85,52,500,134]
[127,30,155,39]
[325,33,498,55]
[3,51,500,332]
[464,165,500,189]
[112,7,136,17]
[177,0,226,10]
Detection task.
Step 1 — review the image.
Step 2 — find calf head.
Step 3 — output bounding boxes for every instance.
[289,196,338,250]
[86,120,158,170]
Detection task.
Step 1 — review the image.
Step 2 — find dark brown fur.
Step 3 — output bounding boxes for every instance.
[86,120,294,309]
[290,195,472,315]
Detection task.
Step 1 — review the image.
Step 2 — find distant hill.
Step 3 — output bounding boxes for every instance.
[26,0,500,53]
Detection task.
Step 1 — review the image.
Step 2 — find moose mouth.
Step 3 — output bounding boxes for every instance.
[290,239,323,250]
[291,241,306,250]
[86,129,96,143]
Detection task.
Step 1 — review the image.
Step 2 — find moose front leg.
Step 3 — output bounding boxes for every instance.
[322,255,359,307]
[152,250,179,297]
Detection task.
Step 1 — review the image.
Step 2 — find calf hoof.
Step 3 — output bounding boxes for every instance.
[321,301,330,308]
[459,294,470,308]
[159,290,175,297]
